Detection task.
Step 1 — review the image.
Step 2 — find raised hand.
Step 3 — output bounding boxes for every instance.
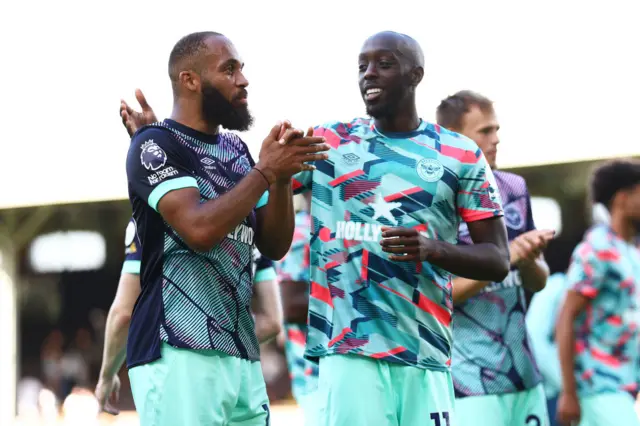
[255,123,330,185]
[509,229,555,267]
[120,89,158,137]
[380,227,435,262]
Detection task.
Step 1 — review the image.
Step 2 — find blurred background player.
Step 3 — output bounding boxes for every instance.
[276,192,319,426]
[436,90,554,425]
[291,32,510,426]
[526,200,632,426]
[556,159,640,426]
[526,202,640,426]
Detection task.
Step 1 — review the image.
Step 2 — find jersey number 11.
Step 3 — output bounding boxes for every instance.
[430,411,450,426]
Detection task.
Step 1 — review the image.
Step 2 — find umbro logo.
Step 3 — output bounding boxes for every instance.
[201,157,216,170]
[342,153,360,166]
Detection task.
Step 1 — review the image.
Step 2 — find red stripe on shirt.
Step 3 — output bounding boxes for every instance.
[311,282,333,307]
[329,170,365,187]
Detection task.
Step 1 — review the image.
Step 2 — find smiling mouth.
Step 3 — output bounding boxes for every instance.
[364,88,382,101]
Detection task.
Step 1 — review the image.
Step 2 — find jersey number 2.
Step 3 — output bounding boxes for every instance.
[430,412,450,426]
[525,415,540,426]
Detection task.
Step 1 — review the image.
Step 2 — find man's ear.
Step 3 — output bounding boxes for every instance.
[410,66,424,87]
[179,70,200,93]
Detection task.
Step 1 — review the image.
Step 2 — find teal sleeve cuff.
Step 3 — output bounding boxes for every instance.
[148,177,199,211]
[254,267,277,283]
[121,260,141,275]
[256,191,269,209]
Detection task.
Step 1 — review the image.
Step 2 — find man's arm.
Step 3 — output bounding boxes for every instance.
[555,242,606,425]
[128,125,327,253]
[251,262,283,344]
[519,256,550,292]
[452,277,492,304]
[453,229,554,304]
[380,218,510,281]
[381,211,510,282]
[95,269,140,414]
[452,261,549,304]
[98,272,140,381]
[556,290,588,401]
[255,181,294,260]
[428,217,510,281]
[518,192,553,293]
[159,178,269,252]
[95,219,142,414]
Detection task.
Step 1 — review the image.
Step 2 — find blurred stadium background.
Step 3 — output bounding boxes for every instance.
[2,0,638,424]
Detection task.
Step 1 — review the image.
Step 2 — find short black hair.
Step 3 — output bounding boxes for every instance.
[591,159,640,207]
[436,90,494,131]
[168,31,223,83]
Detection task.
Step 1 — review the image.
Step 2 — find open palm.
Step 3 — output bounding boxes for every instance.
[120,89,158,137]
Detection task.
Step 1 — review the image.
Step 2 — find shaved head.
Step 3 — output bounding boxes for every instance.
[358,31,425,121]
[363,31,424,69]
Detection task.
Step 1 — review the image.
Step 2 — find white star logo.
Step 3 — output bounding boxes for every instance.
[370,193,402,225]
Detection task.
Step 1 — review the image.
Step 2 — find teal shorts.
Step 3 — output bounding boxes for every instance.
[455,383,549,426]
[317,354,455,426]
[296,390,320,426]
[577,392,640,426]
[129,343,270,426]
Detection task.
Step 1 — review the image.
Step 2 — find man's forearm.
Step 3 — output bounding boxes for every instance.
[99,307,130,379]
[254,314,281,344]
[557,309,579,396]
[171,170,270,252]
[429,241,509,282]
[452,277,491,304]
[256,182,294,260]
[251,279,283,344]
[518,257,549,293]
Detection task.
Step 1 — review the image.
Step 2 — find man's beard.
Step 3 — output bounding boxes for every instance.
[201,82,253,131]
[365,79,411,120]
[366,90,401,119]
[366,101,397,119]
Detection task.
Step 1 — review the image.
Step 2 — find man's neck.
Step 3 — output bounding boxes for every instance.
[610,212,636,242]
[170,104,220,136]
[373,103,420,133]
